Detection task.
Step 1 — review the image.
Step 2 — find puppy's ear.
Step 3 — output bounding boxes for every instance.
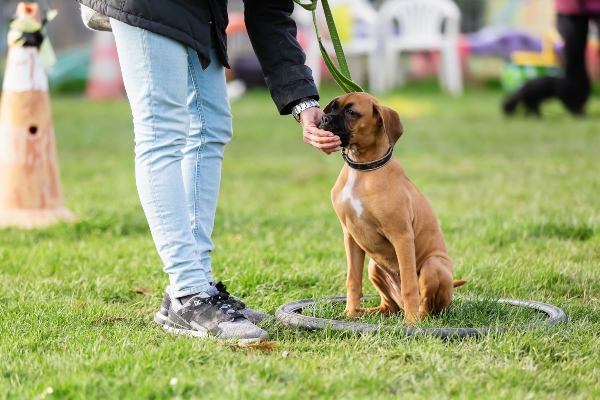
[374,103,404,148]
[323,96,341,114]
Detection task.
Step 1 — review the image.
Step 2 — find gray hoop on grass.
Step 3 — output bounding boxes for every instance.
[275,296,567,338]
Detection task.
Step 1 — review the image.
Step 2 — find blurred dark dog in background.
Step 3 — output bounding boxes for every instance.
[502,76,586,117]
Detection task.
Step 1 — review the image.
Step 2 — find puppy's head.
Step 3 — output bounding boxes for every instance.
[319,93,404,150]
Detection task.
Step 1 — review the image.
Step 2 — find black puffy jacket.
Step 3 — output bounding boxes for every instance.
[78,0,319,114]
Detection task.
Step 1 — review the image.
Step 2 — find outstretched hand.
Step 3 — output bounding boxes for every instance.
[299,107,341,155]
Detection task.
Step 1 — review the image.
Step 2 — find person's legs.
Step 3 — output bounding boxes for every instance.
[557,14,591,111]
[182,43,233,283]
[111,20,269,340]
[111,19,211,297]
[558,14,590,80]
[179,59,268,323]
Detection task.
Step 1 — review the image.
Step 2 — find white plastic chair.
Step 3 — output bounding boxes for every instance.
[379,0,463,96]
[293,0,382,91]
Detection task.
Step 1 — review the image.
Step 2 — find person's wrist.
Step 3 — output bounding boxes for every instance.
[291,98,320,123]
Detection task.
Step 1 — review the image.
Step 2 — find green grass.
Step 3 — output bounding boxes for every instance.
[1,82,600,399]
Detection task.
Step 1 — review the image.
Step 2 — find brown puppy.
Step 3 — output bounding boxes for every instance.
[321,93,465,324]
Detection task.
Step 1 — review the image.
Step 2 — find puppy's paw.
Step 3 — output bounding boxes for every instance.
[344,306,360,319]
[403,310,420,325]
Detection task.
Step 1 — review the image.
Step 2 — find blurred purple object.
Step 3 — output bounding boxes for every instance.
[466,27,564,59]
[233,55,266,87]
[353,22,369,39]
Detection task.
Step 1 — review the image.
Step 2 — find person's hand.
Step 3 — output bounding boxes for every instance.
[299,107,341,155]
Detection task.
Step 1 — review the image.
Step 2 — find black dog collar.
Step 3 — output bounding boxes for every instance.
[341,147,393,171]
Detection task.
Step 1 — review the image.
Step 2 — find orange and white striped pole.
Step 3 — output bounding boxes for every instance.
[0,2,75,228]
[85,31,124,100]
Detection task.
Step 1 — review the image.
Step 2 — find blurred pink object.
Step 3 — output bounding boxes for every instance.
[556,0,600,15]
[586,40,600,81]
[409,52,440,78]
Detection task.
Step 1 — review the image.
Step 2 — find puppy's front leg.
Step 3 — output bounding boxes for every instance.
[390,231,421,324]
[343,230,365,318]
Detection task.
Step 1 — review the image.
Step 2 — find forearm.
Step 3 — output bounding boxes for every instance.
[244,0,319,114]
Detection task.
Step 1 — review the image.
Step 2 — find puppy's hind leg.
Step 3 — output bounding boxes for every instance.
[361,259,402,315]
[418,256,454,318]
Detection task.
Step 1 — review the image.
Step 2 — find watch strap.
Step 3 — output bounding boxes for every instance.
[291,99,320,122]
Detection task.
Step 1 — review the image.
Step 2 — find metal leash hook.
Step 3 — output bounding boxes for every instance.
[293,0,364,93]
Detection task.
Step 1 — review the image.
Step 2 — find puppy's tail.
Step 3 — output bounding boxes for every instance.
[453,280,467,288]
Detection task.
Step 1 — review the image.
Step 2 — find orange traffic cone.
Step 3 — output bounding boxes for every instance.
[85,31,124,100]
[0,2,75,228]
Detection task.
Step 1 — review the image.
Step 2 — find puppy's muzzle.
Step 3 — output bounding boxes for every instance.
[319,114,351,147]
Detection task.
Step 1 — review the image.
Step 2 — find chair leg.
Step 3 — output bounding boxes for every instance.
[437,50,447,92]
[396,51,405,88]
[442,46,463,96]
[385,49,405,90]
[348,55,365,86]
[383,47,396,92]
[368,51,385,94]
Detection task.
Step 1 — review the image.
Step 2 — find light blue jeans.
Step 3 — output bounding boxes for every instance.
[111,19,232,298]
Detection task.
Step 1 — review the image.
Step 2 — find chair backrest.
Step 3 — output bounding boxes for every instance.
[294,0,378,41]
[324,0,379,50]
[329,0,379,26]
[379,0,461,45]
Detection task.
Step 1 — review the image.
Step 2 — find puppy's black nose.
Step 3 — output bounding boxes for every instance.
[321,115,332,124]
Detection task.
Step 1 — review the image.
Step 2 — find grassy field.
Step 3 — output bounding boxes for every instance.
[1,83,600,399]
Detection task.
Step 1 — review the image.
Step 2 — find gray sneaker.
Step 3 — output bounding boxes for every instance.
[213,281,271,323]
[154,282,270,325]
[156,286,269,343]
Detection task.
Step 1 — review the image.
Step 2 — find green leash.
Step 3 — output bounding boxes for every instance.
[293,0,364,93]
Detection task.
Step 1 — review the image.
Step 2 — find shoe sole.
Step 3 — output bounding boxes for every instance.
[162,324,209,338]
[162,324,270,343]
[154,311,168,325]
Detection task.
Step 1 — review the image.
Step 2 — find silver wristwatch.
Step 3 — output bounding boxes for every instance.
[291,99,320,122]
